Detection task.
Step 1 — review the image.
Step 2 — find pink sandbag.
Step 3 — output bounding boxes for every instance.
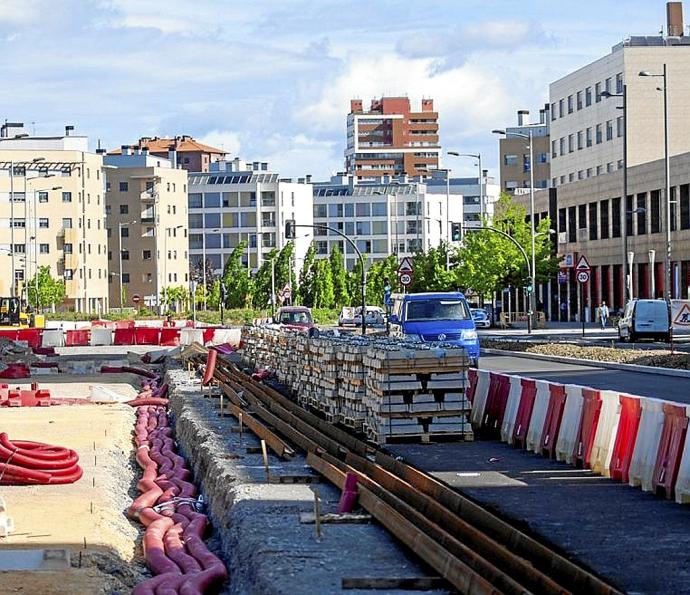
[0,364,30,379]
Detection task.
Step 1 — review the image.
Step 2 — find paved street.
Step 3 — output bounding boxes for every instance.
[479,353,690,403]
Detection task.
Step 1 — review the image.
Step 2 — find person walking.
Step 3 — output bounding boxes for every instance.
[598,301,609,330]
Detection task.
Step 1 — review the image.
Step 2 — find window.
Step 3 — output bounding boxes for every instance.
[328,203,343,218]
[588,202,598,240]
[607,162,614,173]
[12,244,25,253]
[551,140,557,158]
[62,191,72,203]
[578,204,587,229]
[585,86,592,106]
[636,193,647,235]
[204,213,221,228]
[586,167,593,178]
[39,218,49,228]
[568,206,576,242]
[261,191,275,206]
[122,273,130,283]
[188,193,202,208]
[204,192,220,208]
[38,191,48,203]
[504,154,518,166]
[372,221,387,235]
[612,196,621,238]
[64,269,73,280]
[538,152,548,163]
[39,243,49,254]
[569,173,575,182]
[558,207,566,232]
[606,120,613,141]
[595,82,601,102]
[578,170,584,180]
[371,202,387,216]
[595,124,602,144]
[355,221,370,235]
[550,102,556,120]
[121,249,129,260]
[567,95,573,114]
[62,218,72,229]
[64,243,73,254]
[625,195,633,235]
[120,227,129,238]
[558,98,564,118]
[568,134,574,153]
[596,165,603,175]
[119,204,128,214]
[616,72,623,94]
[356,203,371,217]
[681,184,690,230]
[222,192,238,207]
[586,127,592,147]
[261,212,275,227]
[577,130,583,150]
[650,190,661,233]
[559,137,565,156]
[119,181,128,192]
[600,199,610,239]
[188,213,203,228]
[576,91,583,110]
[313,204,327,218]
[605,77,612,94]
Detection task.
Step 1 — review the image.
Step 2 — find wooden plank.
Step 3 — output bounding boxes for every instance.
[221,401,295,459]
[341,577,445,590]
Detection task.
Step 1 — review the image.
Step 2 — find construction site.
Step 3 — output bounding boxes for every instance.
[1,321,690,595]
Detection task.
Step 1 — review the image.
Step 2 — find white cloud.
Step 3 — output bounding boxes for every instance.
[198,130,242,156]
[0,0,45,26]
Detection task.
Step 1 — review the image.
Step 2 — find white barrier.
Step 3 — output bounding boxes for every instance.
[526,380,551,454]
[589,390,622,477]
[90,328,113,346]
[470,370,491,427]
[628,397,666,491]
[41,329,64,348]
[555,384,586,465]
[211,328,241,346]
[500,376,522,444]
[674,405,690,504]
[180,328,204,346]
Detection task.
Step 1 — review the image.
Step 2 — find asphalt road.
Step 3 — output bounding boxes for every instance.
[479,353,690,404]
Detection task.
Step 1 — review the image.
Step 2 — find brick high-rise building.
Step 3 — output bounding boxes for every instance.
[345,97,440,181]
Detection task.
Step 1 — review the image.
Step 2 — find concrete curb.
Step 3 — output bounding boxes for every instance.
[482,347,690,379]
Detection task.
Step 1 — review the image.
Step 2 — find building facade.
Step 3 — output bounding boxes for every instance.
[104,149,189,310]
[0,123,108,312]
[345,97,440,182]
[312,175,461,270]
[109,136,226,173]
[497,107,551,194]
[187,158,313,278]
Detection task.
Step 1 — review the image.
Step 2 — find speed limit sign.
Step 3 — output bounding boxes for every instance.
[399,272,412,286]
[577,271,590,284]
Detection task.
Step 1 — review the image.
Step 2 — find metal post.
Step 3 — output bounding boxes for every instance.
[10,161,15,297]
[271,257,276,317]
[663,64,671,302]
[23,173,28,303]
[202,232,206,310]
[477,154,484,222]
[622,84,630,303]
[118,222,124,309]
[445,171,450,270]
[33,189,38,309]
[649,250,656,298]
[528,129,536,332]
[580,282,585,336]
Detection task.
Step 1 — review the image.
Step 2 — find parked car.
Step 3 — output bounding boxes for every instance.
[617,299,671,342]
[338,306,357,327]
[274,306,315,330]
[354,306,386,327]
[471,308,491,329]
[388,292,480,366]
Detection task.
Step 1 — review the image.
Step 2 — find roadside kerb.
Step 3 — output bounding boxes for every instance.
[482,347,690,379]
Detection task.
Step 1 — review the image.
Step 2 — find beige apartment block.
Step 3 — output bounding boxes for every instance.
[104,148,189,311]
[0,123,108,313]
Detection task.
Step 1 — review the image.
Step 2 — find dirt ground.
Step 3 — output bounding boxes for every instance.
[0,381,145,593]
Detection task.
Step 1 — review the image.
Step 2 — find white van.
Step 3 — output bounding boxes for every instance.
[617,299,671,342]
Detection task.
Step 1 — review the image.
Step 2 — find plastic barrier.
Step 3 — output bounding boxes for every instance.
[113,328,135,346]
[211,328,241,346]
[16,329,42,349]
[201,327,216,344]
[500,375,523,444]
[65,329,90,347]
[541,383,567,459]
[0,330,19,342]
[469,369,491,427]
[159,328,180,347]
[113,320,135,330]
[651,403,689,499]
[674,410,690,504]
[180,328,204,346]
[590,390,622,477]
[628,397,666,492]
[134,327,161,346]
[513,379,537,450]
[41,329,64,348]
[609,396,642,482]
[466,369,478,404]
[573,388,603,469]
[90,327,113,346]
[482,373,510,433]
[526,380,551,454]
[555,384,586,465]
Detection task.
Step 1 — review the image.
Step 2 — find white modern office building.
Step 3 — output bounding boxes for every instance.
[187,158,313,276]
[312,174,462,270]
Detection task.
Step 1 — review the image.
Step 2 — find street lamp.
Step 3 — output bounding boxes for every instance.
[201,227,220,310]
[639,66,671,302]
[447,151,483,220]
[493,128,536,329]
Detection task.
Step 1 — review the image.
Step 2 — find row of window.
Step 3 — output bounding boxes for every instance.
[110,272,190,284]
[188,191,280,209]
[551,72,623,120]
[188,232,277,250]
[113,180,182,193]
[313,220,428,236]
[314,238,424,256]
[552,117,624,161]
[553,160,624,186]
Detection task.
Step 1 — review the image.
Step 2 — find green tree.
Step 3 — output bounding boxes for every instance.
[297,242,316,306]
[366,255,399,305]
[346,257,364,307]
[329,244,349,307]
[410,243,457,293]
[221,240,252,308]
[207,279,221,310]
[251,248,278,308]
[274,241,295,299]
[27,266,66,310]
[312,259,335,308]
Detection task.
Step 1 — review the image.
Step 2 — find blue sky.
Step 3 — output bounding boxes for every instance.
[0,0,674,178]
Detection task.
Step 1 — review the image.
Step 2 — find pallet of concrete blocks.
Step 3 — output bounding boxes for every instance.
[336,339,369,430]
[363,343,472,444]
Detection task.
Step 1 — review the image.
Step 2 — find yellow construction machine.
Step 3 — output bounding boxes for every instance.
[0,297,45,329]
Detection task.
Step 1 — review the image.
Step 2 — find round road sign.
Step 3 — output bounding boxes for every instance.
[577,271,590,284]
[399,272,412,287]
[132,294,141,304]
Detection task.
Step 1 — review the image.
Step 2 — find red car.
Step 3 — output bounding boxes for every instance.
[274,306,315,330]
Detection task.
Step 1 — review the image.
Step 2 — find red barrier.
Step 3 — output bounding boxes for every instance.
[0,330,19,342]
[16,328,42,349]
[135,327,161,346]
[513,378,537,450]
[202,327,216,344]
[609,396,642,482]
[652,403,689,499]
[541,383,567,459]
[114,320,136,330]
[0,364,30,379]
[113,328,135,345]
[483,373,511,432]
[65,329,90,347]
[159,328,180,347]
[573,388,603,469]
[467,369,478,404]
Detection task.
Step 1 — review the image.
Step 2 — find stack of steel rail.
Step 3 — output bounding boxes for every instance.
[185,348,620,595]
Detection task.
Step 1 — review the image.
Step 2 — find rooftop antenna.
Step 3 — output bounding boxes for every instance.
[30,121,36,135]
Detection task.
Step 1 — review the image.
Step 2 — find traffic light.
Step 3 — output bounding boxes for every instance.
[285,219,296,239]
[451,222,462,242]
[524,276,533,293]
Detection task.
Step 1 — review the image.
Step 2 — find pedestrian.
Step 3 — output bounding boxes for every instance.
[560,301,567,322]
[598,301,609,329]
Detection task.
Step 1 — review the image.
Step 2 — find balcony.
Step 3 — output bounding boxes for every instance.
[140,189,158,202]
[141,208,156,224]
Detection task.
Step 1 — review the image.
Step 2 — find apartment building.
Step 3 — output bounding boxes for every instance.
[0,123,108,312]
[109,136,226,172]
[497,108,551,194]
[187,158,313,277]
[549,6,690,188]
[312,175,461,270]
[104,148,189,310]
[345,97,440,182]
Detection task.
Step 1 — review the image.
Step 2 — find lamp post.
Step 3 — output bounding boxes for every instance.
[639,66,671,301]
[624,207,645,299]
[493,129,536,329]
[201,227,220,310]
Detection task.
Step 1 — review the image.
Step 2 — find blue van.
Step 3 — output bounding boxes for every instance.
[389,292,480,366]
